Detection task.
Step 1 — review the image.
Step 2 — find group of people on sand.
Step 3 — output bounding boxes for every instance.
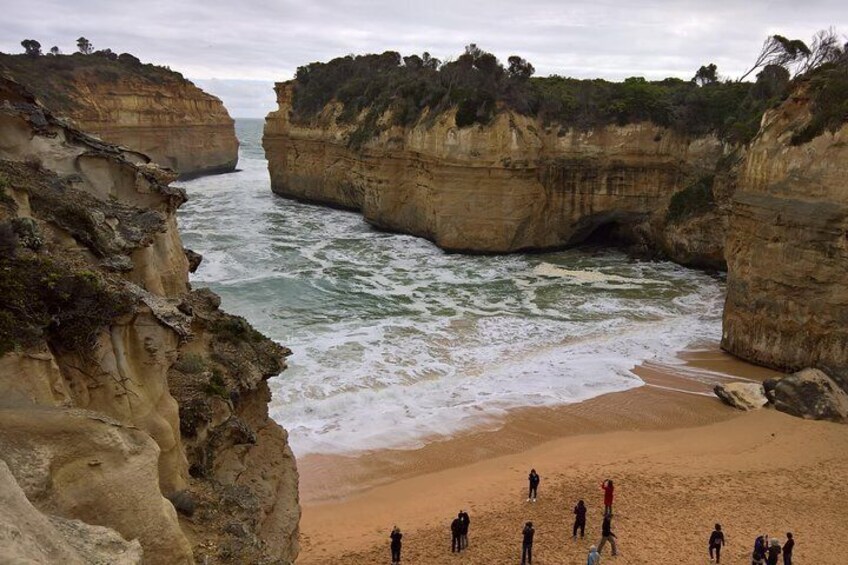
[522,472,618,564]
[388,471,795,565]
[708,523,795,565]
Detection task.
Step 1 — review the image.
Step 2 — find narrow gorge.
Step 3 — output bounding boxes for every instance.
[0,76,299,563]
[263,50,848,418]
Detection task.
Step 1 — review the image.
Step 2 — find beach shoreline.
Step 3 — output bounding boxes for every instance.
[291,347,848,564]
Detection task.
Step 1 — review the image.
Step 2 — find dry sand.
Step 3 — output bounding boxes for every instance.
[296,349,848,564]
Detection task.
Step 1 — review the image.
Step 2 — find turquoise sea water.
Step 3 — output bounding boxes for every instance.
[177,119,725,456]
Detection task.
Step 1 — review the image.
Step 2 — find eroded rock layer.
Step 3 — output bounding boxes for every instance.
[723,91,848,391]
[264,82,726,258]
[0,54,238,178]
[0,76,298,564]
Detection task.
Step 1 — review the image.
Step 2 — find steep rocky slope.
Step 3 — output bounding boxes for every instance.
[723,87,848,396]
[0,53,238,179]
[0,76,299,563]
[264,82,727,264]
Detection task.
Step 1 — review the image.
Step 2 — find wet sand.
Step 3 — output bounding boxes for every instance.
[296,348,848,564]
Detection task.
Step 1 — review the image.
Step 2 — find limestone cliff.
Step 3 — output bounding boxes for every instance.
[0,53,238,179]
[0,76,299,563]
[264,81,727,261]
[722,88,848,392]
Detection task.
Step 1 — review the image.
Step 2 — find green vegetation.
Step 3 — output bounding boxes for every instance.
[666,175,716,224]
[0,48,190,117]
[289,31,846,149]
[212,316,265,345]
[0,246,134,355]
[791,53,848,145]
[173,352,208,374]
[204,368,229,399]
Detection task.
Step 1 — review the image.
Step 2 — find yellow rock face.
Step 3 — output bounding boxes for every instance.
[0,56,238,178]
[264,81,723,253]
[723,93,848,388]
[69,76,238,178]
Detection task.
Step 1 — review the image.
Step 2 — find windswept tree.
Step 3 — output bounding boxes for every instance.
[49,46,61,56]
[797,28,844,76]
[738,34,810,81]
[77,37,93,55]
[693,63,718,86]
[20,39,42,57]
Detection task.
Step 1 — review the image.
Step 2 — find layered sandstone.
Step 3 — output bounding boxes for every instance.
[722,91,848,391]
[264,82,726,257]
[0,76,298,563]
[0,53,238,178]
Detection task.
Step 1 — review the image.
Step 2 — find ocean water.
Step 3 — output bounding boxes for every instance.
[177,118,726,456]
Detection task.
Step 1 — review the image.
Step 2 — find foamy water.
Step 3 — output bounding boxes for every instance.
[177,119,726,456]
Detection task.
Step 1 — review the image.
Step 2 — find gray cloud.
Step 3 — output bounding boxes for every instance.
[2,1,846,117]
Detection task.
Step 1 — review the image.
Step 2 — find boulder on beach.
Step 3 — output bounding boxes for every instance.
[714,382,768,411]
[772,369,848,422]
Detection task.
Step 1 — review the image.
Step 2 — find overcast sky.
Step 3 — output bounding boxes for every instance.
[2,1,846,117]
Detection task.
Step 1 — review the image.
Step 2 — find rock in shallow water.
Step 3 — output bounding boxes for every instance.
[714,382,768,411]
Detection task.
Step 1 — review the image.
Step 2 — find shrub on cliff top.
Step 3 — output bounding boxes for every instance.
[289,30,842,148]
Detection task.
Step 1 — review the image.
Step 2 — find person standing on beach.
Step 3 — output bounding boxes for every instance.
[459,509,470,549]
[528,469,540,502]
[601,479,614,516]
[752,534,768,565]
[451,515,463,553]
[390,526,402,564]
[521,521,535,565]
[783,533,794,565]
[573,500,587,539]
[709,523,726,563]
[596,514,618,556]
[766,538,782,565]
[587,544,601,565]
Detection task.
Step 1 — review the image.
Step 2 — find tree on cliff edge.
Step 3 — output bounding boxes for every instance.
[77,37,93,55]
[20,40,41,57]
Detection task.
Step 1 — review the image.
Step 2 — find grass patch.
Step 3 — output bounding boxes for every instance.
[666,175,716,224]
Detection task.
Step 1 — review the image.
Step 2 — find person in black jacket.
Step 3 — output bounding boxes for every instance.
[783,533,794,565]
[458,510,470,549]
[573,500,587,539]
[451,515,463,553]
[521,521,535,565]
[390,526,402,564]
[597,514,618,556]
[709,523,726,563]
[527,469,540,502]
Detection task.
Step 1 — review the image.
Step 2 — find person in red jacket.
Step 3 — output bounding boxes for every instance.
[601,479,615,517]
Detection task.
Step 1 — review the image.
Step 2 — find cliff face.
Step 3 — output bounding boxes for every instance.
[0,77,298,563]
[0,54,238,179]
[264,82,726,258]
[722,91,848,391]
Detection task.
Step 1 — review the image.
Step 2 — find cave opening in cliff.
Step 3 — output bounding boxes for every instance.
[577,220,636,250]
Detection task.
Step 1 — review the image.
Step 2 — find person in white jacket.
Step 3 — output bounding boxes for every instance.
[587,545,601,565]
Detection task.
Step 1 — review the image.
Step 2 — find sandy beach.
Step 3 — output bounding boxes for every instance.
[296,349,848,564]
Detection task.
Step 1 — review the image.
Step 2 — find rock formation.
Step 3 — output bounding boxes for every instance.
[264,81,727,262]
[770,369,848,422]
[0,75,299,563]
[714,382,769,411]
[722,87,848,395]
[0,53,238,179]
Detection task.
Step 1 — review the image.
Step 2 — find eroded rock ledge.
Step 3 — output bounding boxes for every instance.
[264,82,729,267]
[0,76,298,564]
[0,53,238,179]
